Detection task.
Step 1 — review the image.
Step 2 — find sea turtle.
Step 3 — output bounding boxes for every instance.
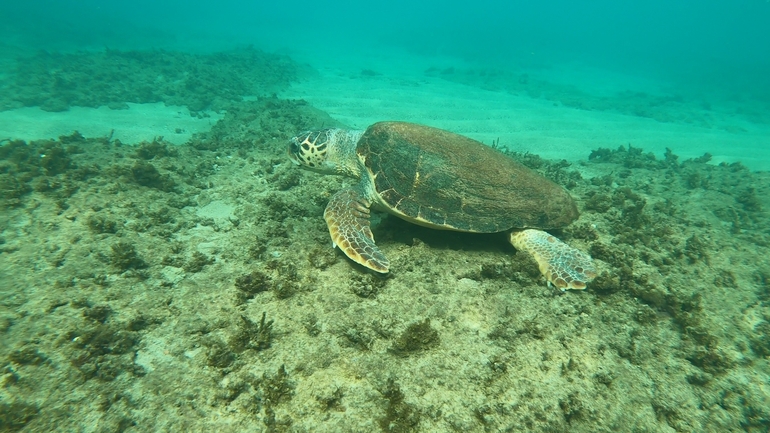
[288,121,597,290]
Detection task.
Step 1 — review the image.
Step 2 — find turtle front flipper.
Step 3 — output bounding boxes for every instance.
[324,187,390,273]
[509,229,597,290]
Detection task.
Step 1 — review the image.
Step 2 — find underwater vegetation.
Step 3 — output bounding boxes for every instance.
[1,48,769,431]
[379,378,422,432]
[388,319,440,357]
[426,65,770,128]
[0,47,298,113]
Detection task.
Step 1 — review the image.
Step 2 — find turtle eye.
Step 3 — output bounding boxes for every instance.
[288,138,302,156]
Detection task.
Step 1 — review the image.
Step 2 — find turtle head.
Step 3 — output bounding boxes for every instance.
[288,128,363,177]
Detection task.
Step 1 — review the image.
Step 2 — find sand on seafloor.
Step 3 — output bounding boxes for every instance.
[1,47,769,433]
[0,103,222,145]
[279,49,770,170]
[1,50,767,171]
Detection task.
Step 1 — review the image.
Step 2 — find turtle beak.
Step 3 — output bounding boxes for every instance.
[287,138,302,165]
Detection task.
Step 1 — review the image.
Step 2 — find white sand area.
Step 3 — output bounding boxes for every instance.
[0,102,222,146]
[0,48,767,171]
[279,49,770,171]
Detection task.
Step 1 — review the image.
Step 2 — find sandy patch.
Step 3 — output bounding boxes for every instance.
[0,102,223,145]
[280,50,770,171]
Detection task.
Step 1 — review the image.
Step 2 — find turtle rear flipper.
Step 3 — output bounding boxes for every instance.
[509,229,596,290]
[324,187,390,273]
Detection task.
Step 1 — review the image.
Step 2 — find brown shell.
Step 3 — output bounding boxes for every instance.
[357,121,578,233]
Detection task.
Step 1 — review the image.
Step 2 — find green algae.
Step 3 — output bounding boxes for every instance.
[110,242,147,271]
[0,47,299,113]
[1,63,769,432]
[378,378,421,432]
[234,270,272,302]
[230,312,274,353]
[0,401,39,432]
[388,319,440,357]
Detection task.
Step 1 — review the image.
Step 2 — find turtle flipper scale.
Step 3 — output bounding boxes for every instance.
[324,187,390,273]
[509,229,597,290]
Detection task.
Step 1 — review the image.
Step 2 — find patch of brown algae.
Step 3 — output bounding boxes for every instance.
[1,100,769,432]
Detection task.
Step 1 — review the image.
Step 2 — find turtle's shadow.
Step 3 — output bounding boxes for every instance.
[375,214,513,253]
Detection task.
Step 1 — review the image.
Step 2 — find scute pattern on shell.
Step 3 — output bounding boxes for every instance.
[357,121,578,233]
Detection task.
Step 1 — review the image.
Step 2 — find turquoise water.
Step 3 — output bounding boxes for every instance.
[3,1,770,166]
[1,2,769,432]
[4,0,770,98]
